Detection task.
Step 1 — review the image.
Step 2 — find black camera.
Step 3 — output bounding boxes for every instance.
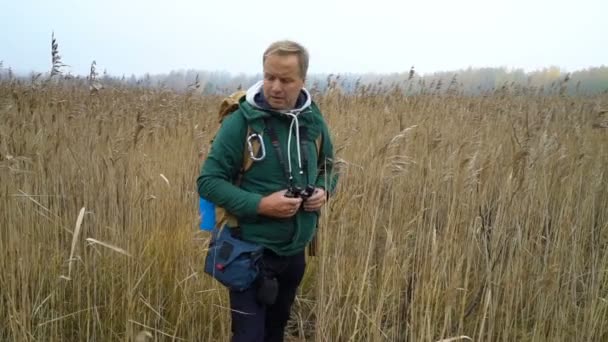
[285,184,315,201]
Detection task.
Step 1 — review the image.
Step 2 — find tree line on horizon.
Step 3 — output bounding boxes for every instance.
[1,59,607,96]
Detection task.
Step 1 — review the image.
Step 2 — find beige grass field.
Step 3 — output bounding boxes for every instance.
[1,81,607,341]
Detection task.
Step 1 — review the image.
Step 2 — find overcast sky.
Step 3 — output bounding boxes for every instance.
[1,0,606,76]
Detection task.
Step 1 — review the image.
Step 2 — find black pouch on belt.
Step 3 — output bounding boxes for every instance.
[255,250,290,305]
[256,275,279,305]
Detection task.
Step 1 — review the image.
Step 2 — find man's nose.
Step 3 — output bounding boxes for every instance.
[270,79,282,93]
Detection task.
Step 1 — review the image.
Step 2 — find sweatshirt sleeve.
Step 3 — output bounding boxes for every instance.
[197,111,262,218]
[315,118,339,196]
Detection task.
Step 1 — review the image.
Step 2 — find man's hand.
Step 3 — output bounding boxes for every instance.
[257,190,303,218]
[303,188,326,212]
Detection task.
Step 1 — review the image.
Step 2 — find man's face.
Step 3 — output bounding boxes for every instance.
[263,54,305,110]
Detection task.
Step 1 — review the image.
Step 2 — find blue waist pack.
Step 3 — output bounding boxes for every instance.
[204,226,263,291]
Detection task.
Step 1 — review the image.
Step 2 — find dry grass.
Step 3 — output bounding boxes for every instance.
[0,80,607,341]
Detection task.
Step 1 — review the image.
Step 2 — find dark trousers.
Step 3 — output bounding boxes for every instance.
[229,250,306,342]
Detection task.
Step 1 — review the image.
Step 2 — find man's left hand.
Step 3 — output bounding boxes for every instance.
[303,188,326,212]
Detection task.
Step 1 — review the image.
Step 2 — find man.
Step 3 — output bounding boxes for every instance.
[197,40,338,342]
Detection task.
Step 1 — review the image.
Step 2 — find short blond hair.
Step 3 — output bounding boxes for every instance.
[263,40,309,79]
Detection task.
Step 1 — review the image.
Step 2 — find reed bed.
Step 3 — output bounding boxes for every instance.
[0,80,606,341]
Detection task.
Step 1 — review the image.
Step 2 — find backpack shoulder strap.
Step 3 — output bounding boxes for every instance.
[236,115,268,185]
[315,134,323,160]
[237,126,259,185]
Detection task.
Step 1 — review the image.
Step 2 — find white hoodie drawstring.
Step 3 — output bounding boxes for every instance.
[284,112,303,178]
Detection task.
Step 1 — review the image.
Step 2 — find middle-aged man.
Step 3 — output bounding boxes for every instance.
[197,40,338,341]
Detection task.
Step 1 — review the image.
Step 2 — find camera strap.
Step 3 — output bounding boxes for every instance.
[264,117,311,186]
[265,118,292,185]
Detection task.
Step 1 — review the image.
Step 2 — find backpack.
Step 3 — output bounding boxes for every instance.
[201,91,323,255]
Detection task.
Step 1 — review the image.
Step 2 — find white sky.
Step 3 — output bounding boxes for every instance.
[1,0,606,76]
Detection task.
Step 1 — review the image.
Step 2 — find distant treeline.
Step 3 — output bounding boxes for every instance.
[1,61,607,95]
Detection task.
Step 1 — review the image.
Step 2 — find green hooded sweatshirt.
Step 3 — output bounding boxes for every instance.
[197,81,338,256]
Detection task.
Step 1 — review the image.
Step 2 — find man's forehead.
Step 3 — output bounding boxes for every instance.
[264,56,300,77]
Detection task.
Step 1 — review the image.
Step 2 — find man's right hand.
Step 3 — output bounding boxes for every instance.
[257,190,303,218]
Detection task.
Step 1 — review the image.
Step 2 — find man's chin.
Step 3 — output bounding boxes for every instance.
[269,100,287,110]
